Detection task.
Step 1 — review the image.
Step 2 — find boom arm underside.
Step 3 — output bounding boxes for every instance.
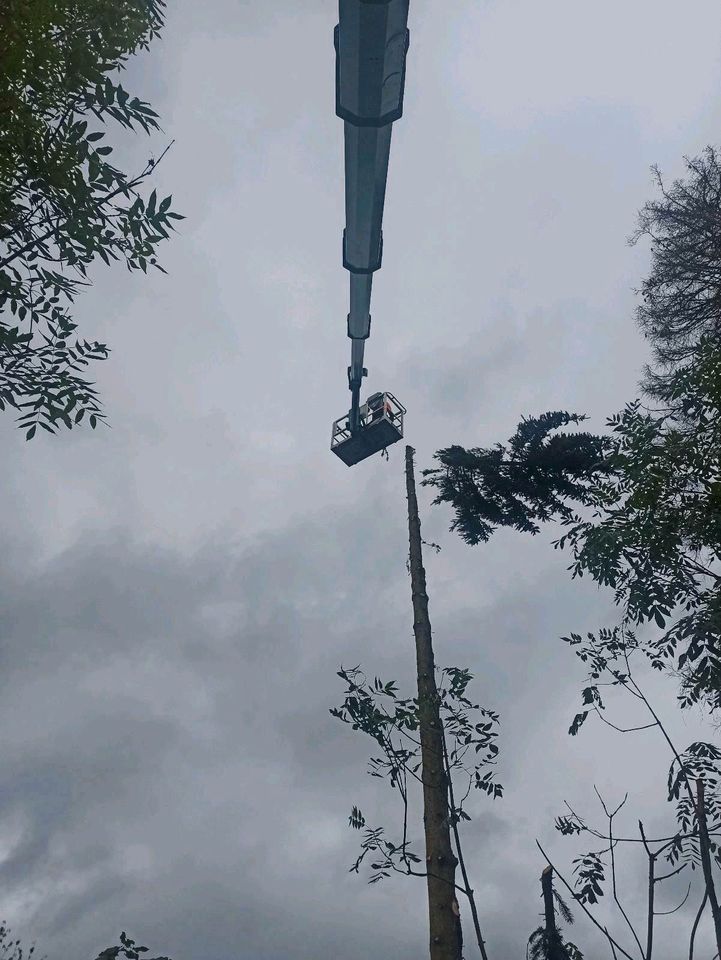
[336,0,410,433]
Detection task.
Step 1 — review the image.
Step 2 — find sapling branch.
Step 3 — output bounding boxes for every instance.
[695,778,721,956]
[639,821,656,960]
[594,789,644,958]
[594,709,657,734]
[688,889,707,960]
[0,142,175,271]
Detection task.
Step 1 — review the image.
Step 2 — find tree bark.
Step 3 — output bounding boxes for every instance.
[541,866,567,960]
[541,866,557,936]
[405,446,463,960]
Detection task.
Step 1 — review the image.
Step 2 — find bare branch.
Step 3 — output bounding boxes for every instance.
[600,792,645,959]
[654,863,688,883]
[595,709,657,734]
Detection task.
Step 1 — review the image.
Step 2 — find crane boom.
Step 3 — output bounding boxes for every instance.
[335,0,410,434]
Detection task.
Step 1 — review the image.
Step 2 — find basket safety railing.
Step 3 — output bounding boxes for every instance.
[331,391,406,449]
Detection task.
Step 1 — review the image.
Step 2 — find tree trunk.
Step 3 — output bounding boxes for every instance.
[405,446,463,960]
[696,778,721,958]
[541,866,567,960]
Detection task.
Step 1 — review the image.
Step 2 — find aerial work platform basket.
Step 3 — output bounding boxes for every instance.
[331,392,406,466]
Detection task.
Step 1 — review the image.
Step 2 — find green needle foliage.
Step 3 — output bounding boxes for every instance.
[527,929,583,960]
[424,148,721,715]
[421,411,610,546]
[0,0,183,438]
[634,148,721,393]
[527,885,584,960]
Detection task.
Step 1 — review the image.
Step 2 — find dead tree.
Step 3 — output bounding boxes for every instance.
[526,866,582,960]
[541,867,567,960]
[405,445,463,960]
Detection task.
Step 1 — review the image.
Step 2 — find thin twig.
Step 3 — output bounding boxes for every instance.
[595,790,644,959]
[594,709,657,734]
[0,141,175,271]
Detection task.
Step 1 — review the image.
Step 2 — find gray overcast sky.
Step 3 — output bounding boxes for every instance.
[2,1,721,957]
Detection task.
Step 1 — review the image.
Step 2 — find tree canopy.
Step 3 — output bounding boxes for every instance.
[0,0,182,437]
[424,149,721,714]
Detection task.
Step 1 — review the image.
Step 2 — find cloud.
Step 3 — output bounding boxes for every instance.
[2,0,721,957]
[444,0,721,135]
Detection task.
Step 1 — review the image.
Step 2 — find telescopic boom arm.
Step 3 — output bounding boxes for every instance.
[335,0,410,434]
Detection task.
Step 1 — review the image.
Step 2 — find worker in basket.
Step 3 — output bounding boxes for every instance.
[367,392,393,424]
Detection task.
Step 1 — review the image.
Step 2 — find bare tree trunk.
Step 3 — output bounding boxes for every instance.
[696,779,721,957]
[541,866,567,960]
[405,446,463,960]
